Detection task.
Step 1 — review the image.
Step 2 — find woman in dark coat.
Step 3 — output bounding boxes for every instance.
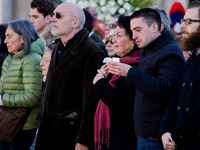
[93,15,141,150]
[0,24,8,76]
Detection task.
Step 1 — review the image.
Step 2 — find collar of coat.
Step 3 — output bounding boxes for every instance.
[143,30,175,55]
[52,28,89,66]
[55,27,87,49]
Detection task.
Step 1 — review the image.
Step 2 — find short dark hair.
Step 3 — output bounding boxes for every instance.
[117,15,132,40]
[188,1,200,8]
[150,6,170,32]
[83,9,93,33]
[30,0,55,17]
[130,8,162,32]
[188,1,200,19]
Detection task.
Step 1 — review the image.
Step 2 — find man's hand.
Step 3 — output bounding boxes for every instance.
[161,132,177,150]
[107,61,131,77]
[75,143,89,150]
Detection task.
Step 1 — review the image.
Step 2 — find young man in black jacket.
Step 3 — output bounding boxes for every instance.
[160,2,200,150]
[107,8,185,150]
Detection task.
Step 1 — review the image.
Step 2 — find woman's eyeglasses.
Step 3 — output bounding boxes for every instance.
[105,24,117,29]
[105,35,114,44]
[41,58,50,64]
[105,39,113,44]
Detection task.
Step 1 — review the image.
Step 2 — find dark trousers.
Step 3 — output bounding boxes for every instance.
[178,137,200,150]
[0,129,36,150]
[137,136,164,150]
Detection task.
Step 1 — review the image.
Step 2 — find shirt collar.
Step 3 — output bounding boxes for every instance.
[195,48,200,56]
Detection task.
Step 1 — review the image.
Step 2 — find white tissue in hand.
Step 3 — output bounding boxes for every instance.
[103,57,119,63]
[103,57,112,63]
[112,57,119,62]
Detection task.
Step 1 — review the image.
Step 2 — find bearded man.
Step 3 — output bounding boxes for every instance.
[159,1,200,150]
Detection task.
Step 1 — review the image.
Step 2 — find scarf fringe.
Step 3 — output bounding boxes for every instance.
[95,128,110,150]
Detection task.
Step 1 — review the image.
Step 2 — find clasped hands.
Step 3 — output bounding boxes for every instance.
[93,61,131,84]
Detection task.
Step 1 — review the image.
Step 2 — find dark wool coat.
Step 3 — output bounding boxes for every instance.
[35,29,105,150]
[159,52,200,150]
[93,49,140,150]
[90,33,107,56]
[126,30,185,138]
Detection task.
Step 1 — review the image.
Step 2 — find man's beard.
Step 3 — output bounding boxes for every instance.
[179,26,200,51]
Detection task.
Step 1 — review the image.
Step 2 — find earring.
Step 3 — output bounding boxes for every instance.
[130,44,134,50]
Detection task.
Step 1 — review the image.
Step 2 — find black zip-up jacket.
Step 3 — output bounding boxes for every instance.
[126,30,185,137]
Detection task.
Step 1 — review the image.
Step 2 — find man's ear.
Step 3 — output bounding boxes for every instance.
[45,15,52,23]
[151,22,159,33]
[161,24,164,32]
[73,19,80,28]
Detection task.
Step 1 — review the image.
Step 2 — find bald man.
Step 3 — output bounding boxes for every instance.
[35,2,105,150]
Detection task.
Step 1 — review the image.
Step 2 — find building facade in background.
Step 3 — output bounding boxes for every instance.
[0,0,31,24]
[0,0,189,25]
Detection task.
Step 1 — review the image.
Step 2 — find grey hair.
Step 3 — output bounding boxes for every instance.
[44,42,56,53]
[150,6,170,32]
[76,7,85,27]
[8,20,38,58]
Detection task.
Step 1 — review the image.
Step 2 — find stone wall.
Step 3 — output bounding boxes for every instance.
[0,0,31,24]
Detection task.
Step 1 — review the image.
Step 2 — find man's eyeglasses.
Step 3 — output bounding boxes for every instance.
[55,12,77,20]
[55,12,64,19]
[105,24,117,29]
[181,19,200,25]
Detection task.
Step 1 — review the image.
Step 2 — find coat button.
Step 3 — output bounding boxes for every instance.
[182,83,185,87]
[177,106,180,111]
[186,107,190,112]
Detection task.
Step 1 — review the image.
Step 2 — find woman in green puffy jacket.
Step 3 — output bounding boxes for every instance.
[0,20,46,150]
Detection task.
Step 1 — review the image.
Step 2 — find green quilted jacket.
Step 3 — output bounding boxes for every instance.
[0,36,46,130]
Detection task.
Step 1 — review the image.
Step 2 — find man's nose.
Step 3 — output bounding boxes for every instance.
[180,22,186,29]
[132,32,138,40]
[51,15,56,22]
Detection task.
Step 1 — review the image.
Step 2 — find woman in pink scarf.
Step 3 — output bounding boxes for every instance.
[93,15,141,150]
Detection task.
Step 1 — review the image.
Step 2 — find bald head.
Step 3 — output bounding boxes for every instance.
[51,2,86,43]
[58,2,85,27]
